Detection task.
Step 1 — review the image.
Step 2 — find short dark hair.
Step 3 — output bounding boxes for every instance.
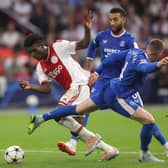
[110,7,127,17]
[24,34,43,48]
[149,39,164,54]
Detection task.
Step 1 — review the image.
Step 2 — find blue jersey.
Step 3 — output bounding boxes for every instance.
[106,49,158,98]
[91,48,158,117]
[95,50,129,78]
[87,29,137,78]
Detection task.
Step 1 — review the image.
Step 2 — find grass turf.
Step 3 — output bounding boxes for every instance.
[0,105,168,168]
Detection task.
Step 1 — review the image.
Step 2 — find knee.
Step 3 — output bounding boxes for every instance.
[142,115,155,124]
[132,108,155,124]
[145,117,155,124]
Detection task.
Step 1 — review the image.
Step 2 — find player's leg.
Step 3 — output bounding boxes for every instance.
[27,80,107,134]
[112,96,164,162]
[57,85,91,156]
[65,115,90,154]
[57,115,119,160]
[27,97,96,136]
[130,108,163,162]
[27,88,119,160]
[152,124,168,156]
[132,92,168,157]
[57,115,89,156]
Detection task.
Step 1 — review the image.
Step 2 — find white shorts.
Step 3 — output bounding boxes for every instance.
[59,85,90,106]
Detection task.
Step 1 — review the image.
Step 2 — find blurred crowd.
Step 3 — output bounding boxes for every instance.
[0,0,168,101]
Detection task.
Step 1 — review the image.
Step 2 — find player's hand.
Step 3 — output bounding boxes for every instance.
[88,72,99,86]
[19,80,32,90]
[83,9,93,30]
[157,56,168,68]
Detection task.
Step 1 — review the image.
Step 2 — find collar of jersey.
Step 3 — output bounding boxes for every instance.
[111,30,126,38]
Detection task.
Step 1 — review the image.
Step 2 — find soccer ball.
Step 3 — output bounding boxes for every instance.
[26,94,39,106]
[4,145,24,164]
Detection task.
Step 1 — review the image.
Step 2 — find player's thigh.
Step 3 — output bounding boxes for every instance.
[109,96,142,118]
[76,98,98,114]
[111,97,155,124]
[131,108,155,124]
[59,85,90,105]
[91,78,109,95]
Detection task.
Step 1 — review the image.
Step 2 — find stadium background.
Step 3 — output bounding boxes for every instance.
[0,0,168,107]
[0,1,168,167]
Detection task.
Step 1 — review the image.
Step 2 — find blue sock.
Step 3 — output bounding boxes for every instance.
[43,105,77,121]
[83,114,90,126]
[152,123,166,145]
[140,124,154,151]
[70,114,90,142]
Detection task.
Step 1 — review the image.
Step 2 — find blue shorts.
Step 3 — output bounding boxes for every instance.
[91,84,143,118]
[90,78,110,109]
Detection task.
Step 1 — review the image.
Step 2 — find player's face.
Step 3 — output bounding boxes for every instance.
[148,50,163,62]
[108,13,126,35]
[27,43,47,60]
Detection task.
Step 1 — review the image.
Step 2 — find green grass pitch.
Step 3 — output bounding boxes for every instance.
[0,105,168,168]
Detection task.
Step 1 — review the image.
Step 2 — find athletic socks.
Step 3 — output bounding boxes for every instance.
[140,124,154,151]
[152,123,166,145]
[70,114,90,142]
[43,105,77,121]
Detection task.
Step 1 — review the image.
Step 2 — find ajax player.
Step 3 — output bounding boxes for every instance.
[19,11,119,161]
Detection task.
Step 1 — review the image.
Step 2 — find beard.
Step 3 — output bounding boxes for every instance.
[111,24,123,34]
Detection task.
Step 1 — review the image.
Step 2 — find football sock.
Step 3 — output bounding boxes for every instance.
[83,114,90,126]
[58,116,82,133]
[43,105,77,121]
[71,135,79,141]
[97,141,114,152]
[140,124,154,151]
[152,123,166,145]
[70,114,90,142]
[58,117,113,152]
[79,127,114,152]
[68,139,77,148]
[78,127,95,142]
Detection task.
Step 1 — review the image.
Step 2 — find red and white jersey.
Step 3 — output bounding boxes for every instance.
[36,40,90,90]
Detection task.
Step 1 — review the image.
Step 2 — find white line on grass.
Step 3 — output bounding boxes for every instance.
[0,149,165,155]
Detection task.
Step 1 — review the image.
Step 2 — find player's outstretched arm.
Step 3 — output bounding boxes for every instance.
[76,10,93,50]
[19,80,51,94]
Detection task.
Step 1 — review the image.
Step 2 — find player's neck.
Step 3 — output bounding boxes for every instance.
[111,29,126,37]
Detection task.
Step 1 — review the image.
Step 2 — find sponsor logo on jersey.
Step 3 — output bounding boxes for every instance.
[51,56,58,64]
[103,40,108,44]
[93,39,96,44]
[120,40,125,47]
[104,48,120,57]
[91,87,96,93]
[48,65,63,78]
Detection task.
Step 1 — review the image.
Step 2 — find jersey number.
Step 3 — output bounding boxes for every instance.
[120,62,128,80]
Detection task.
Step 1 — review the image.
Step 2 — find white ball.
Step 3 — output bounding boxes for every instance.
[26,94,39,106]
[4,145,24,164]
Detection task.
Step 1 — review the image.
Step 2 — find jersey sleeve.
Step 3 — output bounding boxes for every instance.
[86,34,100,60]
[54,40,77,56]
[127,35,139,49]
[95,50,128,74]
[136,56,158,73]
[36,63,51,84]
